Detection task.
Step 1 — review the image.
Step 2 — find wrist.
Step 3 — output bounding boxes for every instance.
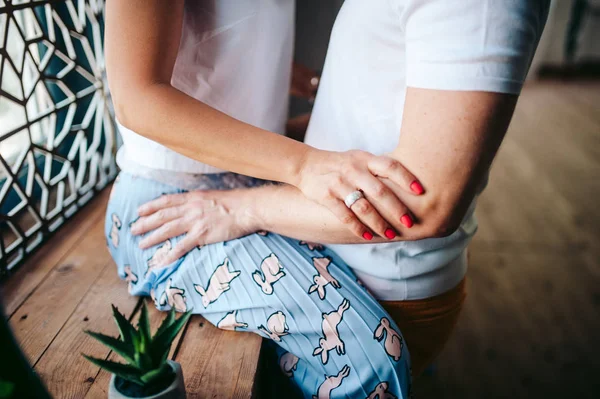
[289,147,328,188]
[232,188,264,233]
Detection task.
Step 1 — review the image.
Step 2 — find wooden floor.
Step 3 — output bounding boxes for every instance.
[414,81,600,398]
[0,188,262,399]
[1,81,599,398]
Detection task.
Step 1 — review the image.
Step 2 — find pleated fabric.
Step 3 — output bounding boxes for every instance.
[105,172,412,399]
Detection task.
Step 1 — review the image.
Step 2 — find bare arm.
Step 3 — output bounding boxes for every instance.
[105,0,307,183]
[134,87,518,257]
[105,0,424,239]
[242,88,517,243]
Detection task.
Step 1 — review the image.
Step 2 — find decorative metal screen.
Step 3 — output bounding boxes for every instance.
[0,0,117,277]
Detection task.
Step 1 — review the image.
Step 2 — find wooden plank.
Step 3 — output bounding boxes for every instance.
[560,82,600,125]
[414,248,600,399]
[475,81,600,247]
[85,298,189,399]
[33,262,137,398]
[173,316,262,399]
[8,220,111,366]
[1,188,111,316]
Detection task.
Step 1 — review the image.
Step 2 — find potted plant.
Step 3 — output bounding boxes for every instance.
[83,302,191,399]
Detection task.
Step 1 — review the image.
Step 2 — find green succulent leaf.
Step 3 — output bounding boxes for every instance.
[83,355,144,386]
[159,348,170,366]
[154,307,176,340]
[140,363,172,385]
[84,330,136,365]
[0,379,15,398]
[111,305,136,345]
[134,351,153,371]
[138,302,152,345]
[151,311,191,362]
[132,329,142,355]
[83,304,188,389]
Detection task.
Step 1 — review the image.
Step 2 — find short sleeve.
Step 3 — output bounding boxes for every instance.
[402,0,550,94]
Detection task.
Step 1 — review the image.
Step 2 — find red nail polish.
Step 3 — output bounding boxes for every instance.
[401,214,414,228]
[410,180,424,195]
[362,232,373,241]
[384,229,396,239]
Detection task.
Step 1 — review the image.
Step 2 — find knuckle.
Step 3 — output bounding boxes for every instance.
[196,224,208,235]
[371,183,388,198]
[326,189,337,201]
[190,223,204,235]
[181,212,194,223]
[352,200,371,215]
[382,157,398,170]
[350,164,362,175]
[341,213,355,225]
[332,174,344,186]
[166,220,179,233]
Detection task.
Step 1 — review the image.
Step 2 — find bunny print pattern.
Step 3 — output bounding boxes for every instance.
[252,253,286,294]
[194,258,241,308]
[217,310,248,331]
[366,382,398,399]
[308,256,342,300]
[313,299,350,364]
[279,352,299,377]
[374,317,404,361]
[105,171,412,398]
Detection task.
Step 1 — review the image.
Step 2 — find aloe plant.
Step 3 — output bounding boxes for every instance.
[83,302,191,390]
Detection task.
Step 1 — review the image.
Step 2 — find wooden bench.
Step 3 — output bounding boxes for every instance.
[1,187,263,398]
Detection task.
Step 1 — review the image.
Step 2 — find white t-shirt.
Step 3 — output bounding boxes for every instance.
[304,0,550,300]
[117,0,295,174]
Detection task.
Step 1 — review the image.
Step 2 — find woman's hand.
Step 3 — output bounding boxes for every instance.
[296,149,425,240]
[130,189,258,266]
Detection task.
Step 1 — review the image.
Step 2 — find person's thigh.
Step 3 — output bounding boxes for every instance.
[105,172,413,398]
[381,278,467,377]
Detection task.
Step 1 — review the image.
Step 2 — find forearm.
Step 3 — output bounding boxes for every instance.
[105,0,309,186]
[243,88,519,244]
[243,184,434,244]
[114,84,310,185]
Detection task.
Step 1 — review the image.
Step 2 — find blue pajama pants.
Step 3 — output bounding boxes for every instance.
[105,172,412,398]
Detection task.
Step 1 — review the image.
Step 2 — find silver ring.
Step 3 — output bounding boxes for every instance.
[344,190,364,208]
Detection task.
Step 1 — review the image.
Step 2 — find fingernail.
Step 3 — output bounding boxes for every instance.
[401,214,414,228]
[362,232,373,241]
[410,180,424,195]
[384,229,396,239]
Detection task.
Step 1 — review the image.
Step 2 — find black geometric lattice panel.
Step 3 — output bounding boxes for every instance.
[0,0,117,277]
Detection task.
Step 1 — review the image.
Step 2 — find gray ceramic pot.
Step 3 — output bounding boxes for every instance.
[108,361,186,399]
